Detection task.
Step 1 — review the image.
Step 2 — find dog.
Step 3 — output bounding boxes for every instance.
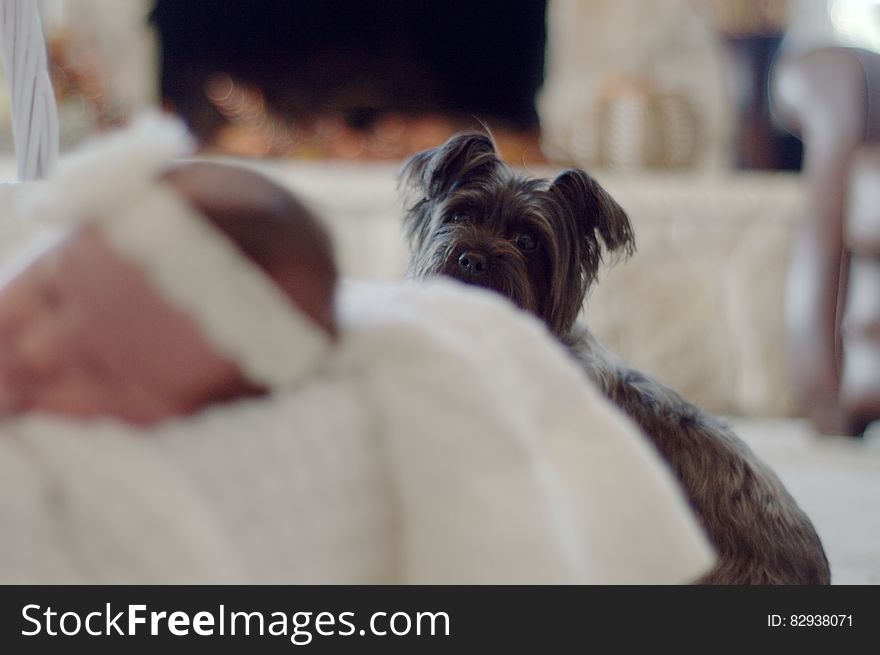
[399,132,831,585]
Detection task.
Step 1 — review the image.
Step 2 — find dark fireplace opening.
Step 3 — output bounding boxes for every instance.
[151,1,548,159]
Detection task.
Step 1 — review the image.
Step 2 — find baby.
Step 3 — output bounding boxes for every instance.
[0,145,337,425]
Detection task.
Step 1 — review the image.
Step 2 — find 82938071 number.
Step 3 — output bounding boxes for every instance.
[767,614,853,627]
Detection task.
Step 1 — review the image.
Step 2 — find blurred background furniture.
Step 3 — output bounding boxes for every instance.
[773,46,880,435]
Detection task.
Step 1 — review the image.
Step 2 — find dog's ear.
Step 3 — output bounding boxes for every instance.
[549,168,635,283]
[398,132,499,201]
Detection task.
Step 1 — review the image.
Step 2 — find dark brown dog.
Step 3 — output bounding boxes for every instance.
[399,132,831,584]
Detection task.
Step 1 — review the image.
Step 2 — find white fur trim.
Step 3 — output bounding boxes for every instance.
[103,184,331,388]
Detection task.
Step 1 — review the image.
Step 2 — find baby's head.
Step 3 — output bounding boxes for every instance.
[0,158,337,426]
[164,162,338,338]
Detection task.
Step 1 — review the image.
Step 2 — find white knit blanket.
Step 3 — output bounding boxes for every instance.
[0,278,714,584]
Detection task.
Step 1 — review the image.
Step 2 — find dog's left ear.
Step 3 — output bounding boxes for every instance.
[549,169,635,282]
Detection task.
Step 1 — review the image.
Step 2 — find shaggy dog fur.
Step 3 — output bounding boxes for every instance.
[399,132,831,584]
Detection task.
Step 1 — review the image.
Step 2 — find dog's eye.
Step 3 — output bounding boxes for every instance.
[516,232,537,251]
[447,213,470,225]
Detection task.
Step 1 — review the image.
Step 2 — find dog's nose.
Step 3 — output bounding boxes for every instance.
[458,251,489,277]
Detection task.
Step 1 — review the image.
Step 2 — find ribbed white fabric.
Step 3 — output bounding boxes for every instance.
[335,279,716,584]
[0,280,716,585]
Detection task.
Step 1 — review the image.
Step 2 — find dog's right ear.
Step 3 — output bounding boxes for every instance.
[398,132,499,202]
[549,168,636,286]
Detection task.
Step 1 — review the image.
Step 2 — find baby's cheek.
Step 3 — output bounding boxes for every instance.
[15,330,62,380]
[11,308,86,383]
[67,371,187,426]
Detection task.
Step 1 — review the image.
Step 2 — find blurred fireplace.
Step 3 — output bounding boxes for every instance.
[150,0,548,159]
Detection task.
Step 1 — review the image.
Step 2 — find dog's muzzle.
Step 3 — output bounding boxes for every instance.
[457,251,490,279]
